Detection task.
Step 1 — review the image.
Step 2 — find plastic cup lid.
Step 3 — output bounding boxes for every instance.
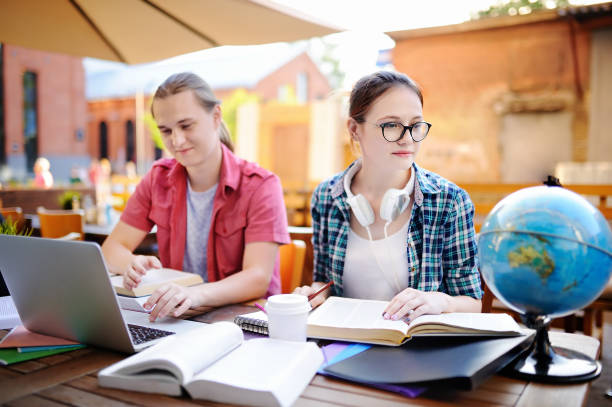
[265,294,311,314]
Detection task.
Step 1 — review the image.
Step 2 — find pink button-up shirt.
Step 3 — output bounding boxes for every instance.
[120,144,290,296]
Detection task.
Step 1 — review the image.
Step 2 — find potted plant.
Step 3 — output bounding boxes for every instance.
[0,219,32,237]
[58,191,82,210]
[0,218,32,296]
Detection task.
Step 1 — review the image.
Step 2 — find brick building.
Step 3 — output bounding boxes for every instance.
[388,4,612,183]
[0,44,88,181]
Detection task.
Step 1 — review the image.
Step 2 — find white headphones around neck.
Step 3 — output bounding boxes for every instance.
[343,160,414,239]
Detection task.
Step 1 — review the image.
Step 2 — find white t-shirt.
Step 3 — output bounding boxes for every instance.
[183,181,218,280]
[343,220,410,300]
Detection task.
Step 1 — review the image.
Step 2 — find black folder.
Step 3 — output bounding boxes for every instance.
[323,331,535,390]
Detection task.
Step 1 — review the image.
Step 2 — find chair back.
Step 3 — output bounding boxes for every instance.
[0,207,25,232]
[481,278,494,313]
[37,207,84,240]
[280,240,307,293]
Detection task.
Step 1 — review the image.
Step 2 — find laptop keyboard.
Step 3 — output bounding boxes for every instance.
[128,324,175,345]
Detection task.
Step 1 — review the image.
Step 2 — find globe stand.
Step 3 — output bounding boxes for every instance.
[504,314,601,383]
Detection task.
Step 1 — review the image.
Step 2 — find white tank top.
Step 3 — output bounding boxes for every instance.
[343,220,410,300]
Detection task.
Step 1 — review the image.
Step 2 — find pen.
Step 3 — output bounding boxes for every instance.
[307,281,334,301]
[254,302,267,314]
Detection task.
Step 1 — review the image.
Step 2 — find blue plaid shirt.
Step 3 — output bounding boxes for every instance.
[312,162,483,299]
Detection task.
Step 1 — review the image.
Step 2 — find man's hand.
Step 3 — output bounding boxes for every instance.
[123,255,162,290]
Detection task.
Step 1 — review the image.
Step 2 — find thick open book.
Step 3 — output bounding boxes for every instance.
[110,268,203,297]
[234,296,523,346]
[98,322,323,407]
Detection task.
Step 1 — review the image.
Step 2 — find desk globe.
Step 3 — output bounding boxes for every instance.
[478,185,612,383]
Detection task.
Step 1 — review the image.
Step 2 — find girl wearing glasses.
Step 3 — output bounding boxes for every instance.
[102,72,290,321]
[294,71,482,321]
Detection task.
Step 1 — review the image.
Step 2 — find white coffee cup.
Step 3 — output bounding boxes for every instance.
[265,294,311,342]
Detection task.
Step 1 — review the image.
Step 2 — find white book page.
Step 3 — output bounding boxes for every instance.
[115,322,243,384]
[407,312,522,333]
[307,297,407,333]
[110,268,188,288]
[190,338,316,389]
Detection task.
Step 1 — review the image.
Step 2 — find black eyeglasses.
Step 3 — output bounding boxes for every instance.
[371,121,432,143]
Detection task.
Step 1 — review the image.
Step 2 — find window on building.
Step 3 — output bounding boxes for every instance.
[296,72,308,104]
[23,71,38,173]
[99,121,108,159]
[125,119,135,163]
[0,44,5,166]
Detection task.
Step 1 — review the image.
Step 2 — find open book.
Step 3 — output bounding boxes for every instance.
[234,296,523,346]
[116,295,150,313]
[98,322,323,407]
[110,268,203,297]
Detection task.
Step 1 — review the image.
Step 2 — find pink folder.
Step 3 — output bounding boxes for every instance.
[0,325,80,348]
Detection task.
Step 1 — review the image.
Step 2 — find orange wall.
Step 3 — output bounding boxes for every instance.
[392,18,591,182]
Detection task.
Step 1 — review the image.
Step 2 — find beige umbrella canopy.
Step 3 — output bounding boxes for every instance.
[0,0,338,64]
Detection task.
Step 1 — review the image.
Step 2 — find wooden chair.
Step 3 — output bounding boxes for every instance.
[480,272,494,313]
[582,277,612,342]
[0,207,25,232]
[279,240,307,293]
[289,226,314,286]
[37,207,84,240]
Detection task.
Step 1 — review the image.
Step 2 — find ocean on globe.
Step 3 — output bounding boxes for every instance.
[478,186,612,318]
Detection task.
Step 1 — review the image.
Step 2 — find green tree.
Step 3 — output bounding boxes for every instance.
[474,0,570,19]
[145,112,165,152]
[0,219,32,236]
[308,38,345,90]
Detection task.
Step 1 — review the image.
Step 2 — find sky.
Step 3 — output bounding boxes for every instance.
[84,0,607,92]
[275,0,505,32]
[271,0,607,88]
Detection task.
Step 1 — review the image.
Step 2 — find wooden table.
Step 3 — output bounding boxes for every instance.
[0,303,600,407]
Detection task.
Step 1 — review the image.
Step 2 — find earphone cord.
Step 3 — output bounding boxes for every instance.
[366,227,373,241]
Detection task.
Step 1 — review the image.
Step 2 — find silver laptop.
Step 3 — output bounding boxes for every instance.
[0,235,201,353]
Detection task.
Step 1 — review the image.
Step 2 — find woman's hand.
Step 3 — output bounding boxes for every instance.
[123,255,162,290]
[383,288,451,321]
[144,284,200,321]
[293,285,327,308]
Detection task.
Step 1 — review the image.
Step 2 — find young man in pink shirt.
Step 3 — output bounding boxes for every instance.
[102,72,290,321]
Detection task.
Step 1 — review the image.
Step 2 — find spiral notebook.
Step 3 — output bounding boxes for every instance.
[234,311,269,335]
[233,297,522,346]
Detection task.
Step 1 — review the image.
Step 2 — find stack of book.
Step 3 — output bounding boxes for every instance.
[0,325,85,365]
